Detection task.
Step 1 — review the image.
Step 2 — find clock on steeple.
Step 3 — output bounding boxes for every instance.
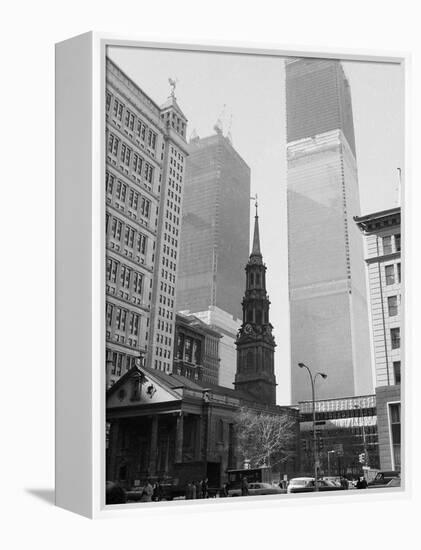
[235,198,277,405]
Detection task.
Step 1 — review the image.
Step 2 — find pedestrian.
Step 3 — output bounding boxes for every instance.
[186,481,193,500]
[191,481,197,499]
[221,482,229,497]
[356,476,367,489]
[201,478,209,499]
[241,476,249,496]
[141,479,154,502]
[340,477,349,490]
[156,480,164,501]
[195,480,202,499]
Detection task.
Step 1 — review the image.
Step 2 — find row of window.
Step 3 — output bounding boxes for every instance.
[107,350,137,377]
[158,306,174,320]
[107,132,155,183]
[106,171,151,218]
[107,215,148,255]
[107,93,158,151]
[387,295,400,317]
[155,345,171,359]
[393,361,401,384]
[164,221,179,238]
[162,255,177,271]
[161,268,176,284]
[106,303,140,334]
[156,333,172,347]
[162,243,177,260]
[161,109,186,137]
[167,198,181,215]
[383,234,401,255]
[385,263,401,285]
[160,281,175,296]
[391,327,400,349]
[168,177,182,194]
[106,258,144,295]
[154,359,171,372]
[170,156,184,172]
[157,319,173,334]
[163,232,178,248]
[159,293,174,308]
[165,207,180,226]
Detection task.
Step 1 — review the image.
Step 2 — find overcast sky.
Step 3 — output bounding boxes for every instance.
[108,46,404,405]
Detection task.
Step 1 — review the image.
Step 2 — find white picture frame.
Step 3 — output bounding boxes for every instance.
[55,32,409,519]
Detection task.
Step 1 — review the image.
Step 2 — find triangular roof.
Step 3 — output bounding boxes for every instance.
[107,366,182,410]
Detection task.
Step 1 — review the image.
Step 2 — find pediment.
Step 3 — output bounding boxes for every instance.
[107,367,181,408]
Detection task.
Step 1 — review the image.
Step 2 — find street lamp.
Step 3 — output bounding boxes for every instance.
[354,405,369,472]
[298,362,327,491]
[327,450,336,477]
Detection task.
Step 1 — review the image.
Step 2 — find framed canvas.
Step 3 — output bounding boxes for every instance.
[55,32,409,518]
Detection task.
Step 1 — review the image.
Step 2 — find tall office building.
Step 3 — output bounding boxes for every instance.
[286,58,372,402]
[105,58,189,386]
[176,130,251,321]
[355,207,401,470]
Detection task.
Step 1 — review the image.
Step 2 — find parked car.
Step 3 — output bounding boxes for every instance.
[126,486,145,502]
[287,477,345,494]
[229,481,285,497]
[367,471,400,489]
[322,476,350,489]
[386,477,401,488]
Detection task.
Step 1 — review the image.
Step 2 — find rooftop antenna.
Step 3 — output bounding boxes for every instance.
[214,103,226,134]
[396,167,402,206]
[227,114,233,145]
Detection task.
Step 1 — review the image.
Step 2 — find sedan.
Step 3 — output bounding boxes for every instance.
[287,477,345,494]
[228,482,285,497]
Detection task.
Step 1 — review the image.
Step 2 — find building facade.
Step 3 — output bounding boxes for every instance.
[173,312,221,386]
[106,364,299,490]
[105,59,189,387]
[235,207,277,406]
[286,58,372,402]
[187,306,241,389]
[355,207,401,471]
[299,394,380,477]
[176,130,251,321]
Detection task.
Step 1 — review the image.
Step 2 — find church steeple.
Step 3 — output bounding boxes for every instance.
[235,200,277,405]
[251,200,262,260]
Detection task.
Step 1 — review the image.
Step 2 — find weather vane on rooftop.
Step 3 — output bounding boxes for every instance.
[168,77,178,98]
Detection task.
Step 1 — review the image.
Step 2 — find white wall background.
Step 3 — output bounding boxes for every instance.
[1,0,419,547]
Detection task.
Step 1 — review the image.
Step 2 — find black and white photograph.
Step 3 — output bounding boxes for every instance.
[104,46,404,505]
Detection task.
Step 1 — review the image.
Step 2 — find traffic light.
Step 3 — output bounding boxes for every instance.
[358,453,366,464]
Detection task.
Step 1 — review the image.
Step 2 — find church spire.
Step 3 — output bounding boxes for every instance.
[235,197,277,406]
[250,194,262,261]
[251,204,262,258]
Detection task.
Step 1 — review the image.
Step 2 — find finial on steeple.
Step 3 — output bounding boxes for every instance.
[250,194,261,258]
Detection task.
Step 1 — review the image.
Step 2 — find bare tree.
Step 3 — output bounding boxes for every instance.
[235,406,296,469]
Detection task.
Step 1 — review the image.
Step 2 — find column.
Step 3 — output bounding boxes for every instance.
[148,416,159,476]
[107,420,120,480]
[194,415,202,461]
[175,412,184,463]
